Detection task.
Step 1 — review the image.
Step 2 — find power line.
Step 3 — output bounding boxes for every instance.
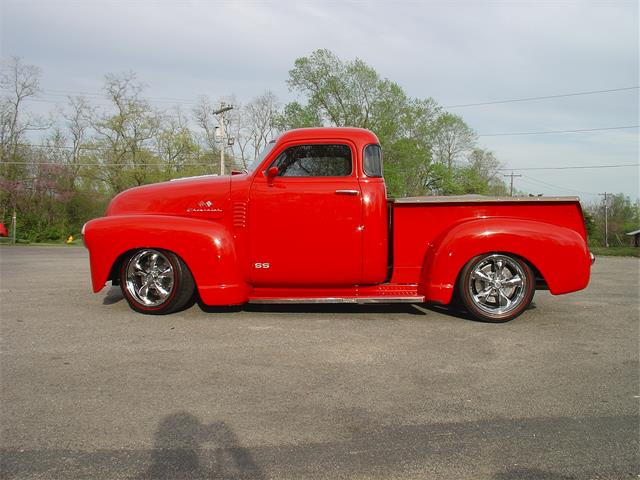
[40,88,199,104]
[478,125,639,136]
[4,157,638,172]
[2,87,201,105]
[19,143,103,151]
[6,85,638,110]
[497,163,639,171]
[10,144,639,172]
[14,143,213,155]
[1,161,214,167]
[518,175,599,196]
[444,86,639,108]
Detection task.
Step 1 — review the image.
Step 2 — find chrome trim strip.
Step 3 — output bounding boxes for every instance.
[335,189,359,196]
[170,174,219,182]
[394,195,580,204]
[249,296,424,304]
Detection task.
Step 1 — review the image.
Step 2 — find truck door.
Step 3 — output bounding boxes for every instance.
[248,141,362,286]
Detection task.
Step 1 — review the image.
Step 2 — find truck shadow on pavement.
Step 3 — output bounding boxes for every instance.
[103,285,536,322]
[137,412,264,480]
[424,301,538,322]
[197,301,427,316]
[103,286,125,305]
[101,286,426,316]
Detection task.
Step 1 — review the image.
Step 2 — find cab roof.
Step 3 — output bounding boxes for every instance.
[276,127,380,146]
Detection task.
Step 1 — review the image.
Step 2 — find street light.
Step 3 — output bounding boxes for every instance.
[213,105,233,116]
[213,103,234,175]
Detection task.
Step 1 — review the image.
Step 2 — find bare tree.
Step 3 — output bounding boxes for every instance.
[93,72,161,191]
[226,91,280,170]
[155,108,199,172]
[192,95,220,167]
[432,112,477,170]
[227,100,251,169]
[0,57,48,169]
[245,91,279,162]
[62,96,94,185]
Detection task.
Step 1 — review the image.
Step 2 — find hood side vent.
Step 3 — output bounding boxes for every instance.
[233,202,247,228]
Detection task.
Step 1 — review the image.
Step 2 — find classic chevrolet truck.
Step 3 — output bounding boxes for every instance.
[83,127,593,322]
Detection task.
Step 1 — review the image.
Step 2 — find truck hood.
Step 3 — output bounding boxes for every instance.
[106,175,231,220]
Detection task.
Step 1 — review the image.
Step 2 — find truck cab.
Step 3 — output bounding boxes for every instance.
[242,129,388,286]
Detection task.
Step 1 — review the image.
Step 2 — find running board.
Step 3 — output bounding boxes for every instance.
[248,296,424,304]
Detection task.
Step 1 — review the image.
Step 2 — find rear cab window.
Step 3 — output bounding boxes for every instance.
[363,144,382,177]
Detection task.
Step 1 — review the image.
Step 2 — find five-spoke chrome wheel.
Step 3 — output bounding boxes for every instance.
[458,253,535,322]
[119,249,195,314]
[125,250,175,307]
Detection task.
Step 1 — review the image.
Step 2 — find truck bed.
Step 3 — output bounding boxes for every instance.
[390,196,586,285]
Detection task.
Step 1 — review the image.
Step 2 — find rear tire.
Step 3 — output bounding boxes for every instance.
[457,253,535,323]
[119,249,195,315]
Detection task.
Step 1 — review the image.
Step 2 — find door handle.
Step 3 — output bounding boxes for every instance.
[335,189,359,196]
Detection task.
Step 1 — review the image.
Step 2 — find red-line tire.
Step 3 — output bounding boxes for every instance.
[119,249,195,315]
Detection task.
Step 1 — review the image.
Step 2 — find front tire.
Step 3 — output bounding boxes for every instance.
[457,253,535,323]
[119,249,195,315]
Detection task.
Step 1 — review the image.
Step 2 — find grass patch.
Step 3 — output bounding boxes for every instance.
[590,246,639,257]
[0,238,83,247]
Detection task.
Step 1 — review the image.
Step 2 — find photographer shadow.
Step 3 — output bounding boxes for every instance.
[139,412,264,480]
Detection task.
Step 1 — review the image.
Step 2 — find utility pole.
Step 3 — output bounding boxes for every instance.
[599,192,610,247]
[11,209,16,245]
[213,103,234,176]
[503,171,522,197]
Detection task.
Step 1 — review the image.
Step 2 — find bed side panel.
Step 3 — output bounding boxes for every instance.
[391,200,587,285]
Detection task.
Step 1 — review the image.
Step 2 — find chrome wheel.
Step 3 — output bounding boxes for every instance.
[125,250,175,307]
[467,254,528,316]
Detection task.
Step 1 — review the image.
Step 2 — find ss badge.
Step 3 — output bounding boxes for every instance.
[254,263,270,269]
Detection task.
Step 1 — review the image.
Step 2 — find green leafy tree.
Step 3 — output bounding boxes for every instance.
[583,209,596,239]
[286,49,380,127]
[275,102,322,131]
[587,194,640,246]
[280,49,507,198]
[281,49,446,197]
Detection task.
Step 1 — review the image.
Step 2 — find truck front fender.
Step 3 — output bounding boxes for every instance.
[83,215,248,305]
[418,217,591,305]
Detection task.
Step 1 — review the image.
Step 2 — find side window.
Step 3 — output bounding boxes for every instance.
[271,144,352,177]
[363,144,382,177]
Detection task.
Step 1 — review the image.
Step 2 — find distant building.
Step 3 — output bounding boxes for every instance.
[625,229,640,247]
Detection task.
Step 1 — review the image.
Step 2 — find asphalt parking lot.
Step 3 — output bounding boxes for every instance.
[0,246,638,479]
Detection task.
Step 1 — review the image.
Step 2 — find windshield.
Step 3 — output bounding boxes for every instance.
[247,140,276,173]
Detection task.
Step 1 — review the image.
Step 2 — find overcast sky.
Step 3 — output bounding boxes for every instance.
[1,0,638,202]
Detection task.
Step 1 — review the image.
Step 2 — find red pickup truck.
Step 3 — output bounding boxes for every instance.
[83,127,592,322]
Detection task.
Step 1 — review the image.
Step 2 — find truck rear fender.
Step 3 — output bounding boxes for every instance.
[418,217,591,305]
[83,215,249,305]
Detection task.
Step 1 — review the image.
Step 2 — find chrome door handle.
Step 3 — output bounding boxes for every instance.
[335,189,359,196]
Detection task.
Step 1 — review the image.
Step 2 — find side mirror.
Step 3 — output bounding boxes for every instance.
[266,166,279,179]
